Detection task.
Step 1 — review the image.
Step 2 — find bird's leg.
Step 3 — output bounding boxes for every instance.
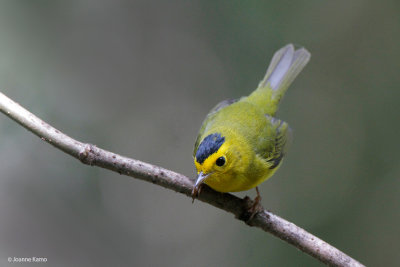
[248,186,263,220]
[191,183,204,203]
[254,186,262,206]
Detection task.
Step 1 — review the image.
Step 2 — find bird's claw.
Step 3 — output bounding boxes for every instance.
[247,194,263,221]
[191,184,203,203]
[244,187,263,222]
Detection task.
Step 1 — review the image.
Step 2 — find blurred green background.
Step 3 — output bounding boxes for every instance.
[0,1,399,266]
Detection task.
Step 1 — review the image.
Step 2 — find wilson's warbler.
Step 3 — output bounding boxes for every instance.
[192,44,310,209]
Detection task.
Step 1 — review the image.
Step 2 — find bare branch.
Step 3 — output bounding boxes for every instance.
[0,92,364,267]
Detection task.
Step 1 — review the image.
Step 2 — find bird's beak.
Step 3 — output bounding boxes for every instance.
[195,171,210,187]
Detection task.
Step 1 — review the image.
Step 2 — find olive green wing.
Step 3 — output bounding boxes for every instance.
[258,115,292,169]
[193,99,238,157]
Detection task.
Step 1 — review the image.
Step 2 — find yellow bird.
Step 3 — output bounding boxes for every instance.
[192,44,310,209]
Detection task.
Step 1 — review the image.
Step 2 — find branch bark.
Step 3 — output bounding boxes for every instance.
[0,92,364,267]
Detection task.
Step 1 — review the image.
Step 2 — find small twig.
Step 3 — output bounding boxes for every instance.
[0,92,364,267]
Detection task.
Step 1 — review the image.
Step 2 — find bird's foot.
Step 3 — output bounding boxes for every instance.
[247,194,263,221]
[245,187,263,222]
[191,183,203,203]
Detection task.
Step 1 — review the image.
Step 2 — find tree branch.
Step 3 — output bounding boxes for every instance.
[0,92,364,267]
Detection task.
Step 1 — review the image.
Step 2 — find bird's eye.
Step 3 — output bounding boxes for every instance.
[216,156,226,167]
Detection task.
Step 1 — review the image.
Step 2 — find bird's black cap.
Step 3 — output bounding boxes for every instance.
[195,133,225,164]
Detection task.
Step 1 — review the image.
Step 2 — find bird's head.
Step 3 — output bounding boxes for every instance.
[193,133,237,192]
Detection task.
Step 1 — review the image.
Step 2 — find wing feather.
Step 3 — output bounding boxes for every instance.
[259,115,292,169]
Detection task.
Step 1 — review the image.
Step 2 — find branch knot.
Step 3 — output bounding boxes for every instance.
[78,144,97,165]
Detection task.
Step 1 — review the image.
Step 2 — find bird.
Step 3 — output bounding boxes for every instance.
[191,44,310,213]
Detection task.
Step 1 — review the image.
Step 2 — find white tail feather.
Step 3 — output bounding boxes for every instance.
[260,44,310,98]
[246,44,310,115]
[268,45,295,90]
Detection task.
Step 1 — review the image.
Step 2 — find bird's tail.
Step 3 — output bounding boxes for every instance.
[246,44,310,115]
